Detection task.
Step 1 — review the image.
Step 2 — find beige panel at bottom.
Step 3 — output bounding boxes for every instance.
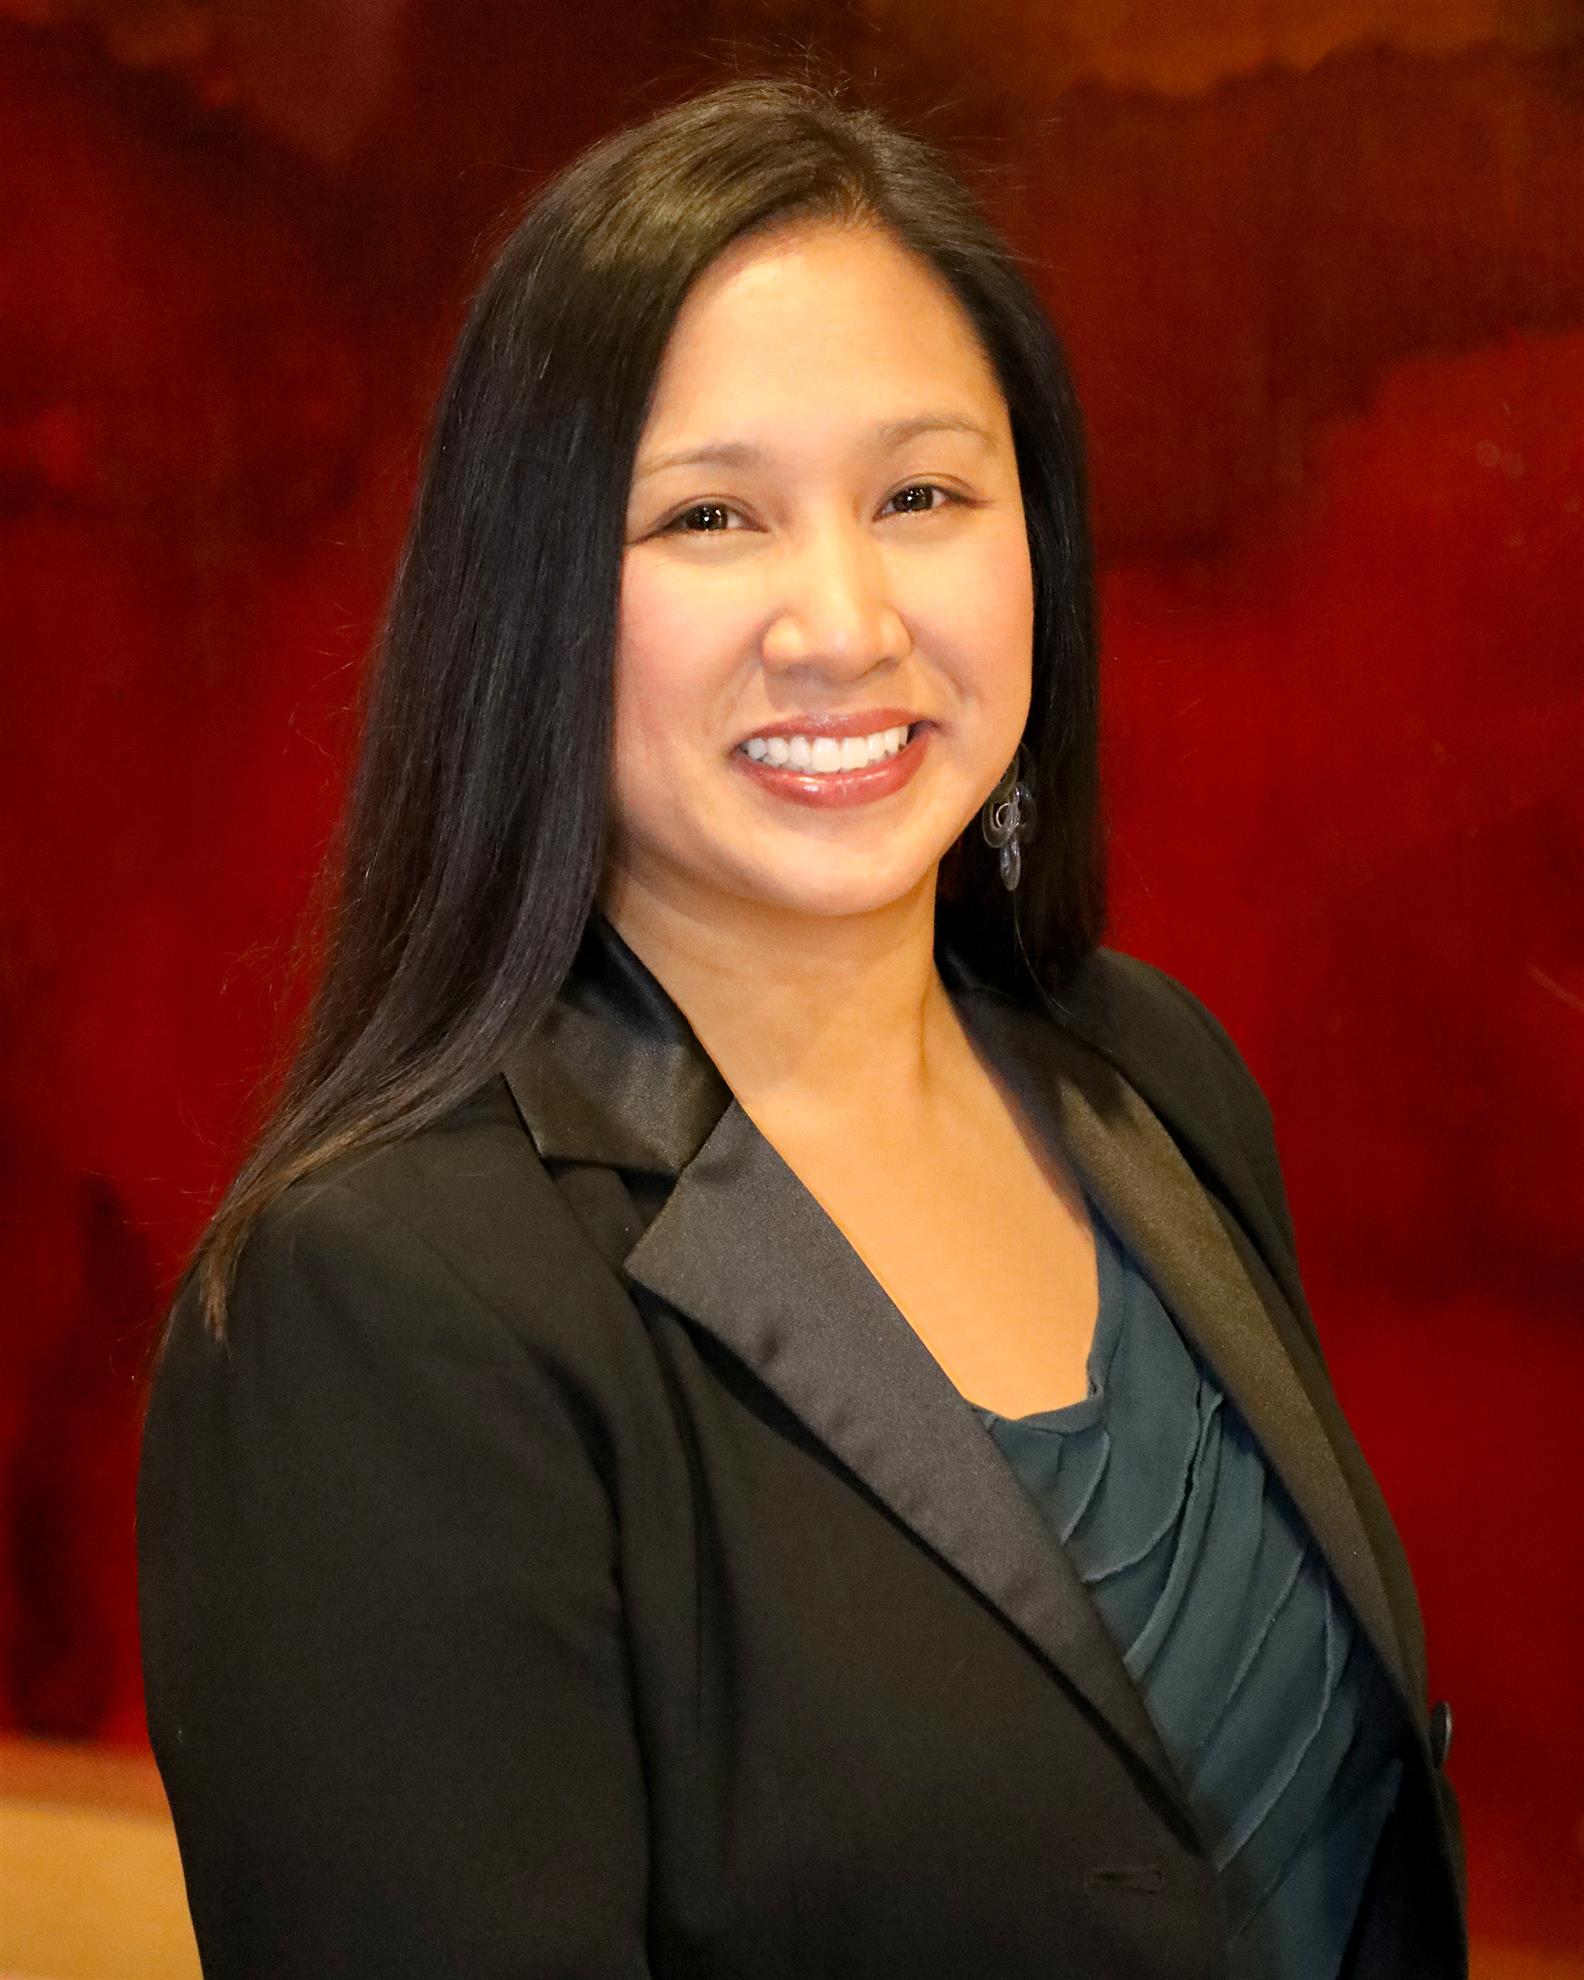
[1,1797,199,1980]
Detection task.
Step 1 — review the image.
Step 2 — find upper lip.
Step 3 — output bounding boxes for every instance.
[735,708,928,747]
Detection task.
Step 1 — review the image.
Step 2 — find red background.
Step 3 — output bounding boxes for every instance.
[2,2,1580,1962]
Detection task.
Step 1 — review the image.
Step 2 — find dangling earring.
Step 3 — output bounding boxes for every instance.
[980,744,1036,892]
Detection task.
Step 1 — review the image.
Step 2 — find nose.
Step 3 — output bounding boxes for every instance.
[759,515,909,682]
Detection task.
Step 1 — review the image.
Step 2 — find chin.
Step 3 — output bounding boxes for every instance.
[730,856,938,921]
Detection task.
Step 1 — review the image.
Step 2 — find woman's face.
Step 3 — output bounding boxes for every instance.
[607,219,1035,928]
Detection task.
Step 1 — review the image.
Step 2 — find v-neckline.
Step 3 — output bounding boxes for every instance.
[969,1206,1127,1435]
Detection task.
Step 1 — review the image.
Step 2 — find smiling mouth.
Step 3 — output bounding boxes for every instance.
[730,720,933,810]
[736,721,926,774]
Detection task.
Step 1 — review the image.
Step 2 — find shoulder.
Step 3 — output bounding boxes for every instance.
[142,1075,660,1572]
[203,1074,641,1390]
[1056,946,1275,1136]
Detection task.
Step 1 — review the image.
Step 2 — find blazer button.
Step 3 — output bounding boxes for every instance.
[1428,1698,1453,1768]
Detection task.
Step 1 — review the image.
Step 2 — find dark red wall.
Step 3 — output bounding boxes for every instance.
[2,4,1579,1957]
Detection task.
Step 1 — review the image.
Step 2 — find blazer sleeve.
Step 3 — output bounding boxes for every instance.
[137,1178,652,1979]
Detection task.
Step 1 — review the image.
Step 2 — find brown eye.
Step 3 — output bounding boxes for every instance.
[884,483,957,516]
[665,502,737,534]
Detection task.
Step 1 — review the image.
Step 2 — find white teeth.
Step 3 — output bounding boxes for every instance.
[740,725,914,773]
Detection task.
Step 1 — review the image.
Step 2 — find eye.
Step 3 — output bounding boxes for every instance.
[658,482,964,537]
[660,501,743,536]
[881,481,961,517]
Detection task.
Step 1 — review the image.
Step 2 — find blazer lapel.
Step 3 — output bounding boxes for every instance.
[502,907,1410,1822]
[504,910,1188,1813]
[619,1087,1188,1813]
[948,981,1412,1718]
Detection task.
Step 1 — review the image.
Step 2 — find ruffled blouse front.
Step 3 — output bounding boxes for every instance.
[970,1207,1405,1978]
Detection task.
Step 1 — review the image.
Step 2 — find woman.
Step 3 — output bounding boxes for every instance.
[138,77,1467,1978]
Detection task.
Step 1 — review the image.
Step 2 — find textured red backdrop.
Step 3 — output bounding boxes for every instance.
[2,2,1580,1959]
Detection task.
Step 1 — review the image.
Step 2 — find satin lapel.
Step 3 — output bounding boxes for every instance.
[952,986,1411,1712]
[502,908,1405,1815]
[619,1091,1187,1813]
[501,911,732,1178]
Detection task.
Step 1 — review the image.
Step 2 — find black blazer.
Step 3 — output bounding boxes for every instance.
[138,910,1468,1977]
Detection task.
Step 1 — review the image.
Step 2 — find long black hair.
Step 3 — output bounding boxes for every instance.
[179,74,1104,1341]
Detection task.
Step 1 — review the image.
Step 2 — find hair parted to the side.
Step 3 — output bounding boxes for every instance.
[171,72,1106,1345]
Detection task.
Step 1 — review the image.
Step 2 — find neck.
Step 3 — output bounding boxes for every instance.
[598,867,965,1125]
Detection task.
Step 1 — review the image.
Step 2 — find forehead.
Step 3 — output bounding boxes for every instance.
[639,220,1008,444]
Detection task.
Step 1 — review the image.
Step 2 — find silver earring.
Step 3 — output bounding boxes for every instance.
[980,745,1036,892]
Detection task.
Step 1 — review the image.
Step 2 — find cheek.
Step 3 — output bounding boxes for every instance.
[922,525,1035,690]
[612,565,727,793]
[969,538,1036,746]
[980,523,1036,633]
[615,565,685,726]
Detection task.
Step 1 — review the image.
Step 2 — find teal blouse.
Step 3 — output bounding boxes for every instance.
[970,1206,1405,1977]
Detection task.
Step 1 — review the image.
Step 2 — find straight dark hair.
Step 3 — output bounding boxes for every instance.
[177,74,1105,1342]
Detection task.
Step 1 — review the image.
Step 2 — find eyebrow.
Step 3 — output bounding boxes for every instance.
[635,413,996,479]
